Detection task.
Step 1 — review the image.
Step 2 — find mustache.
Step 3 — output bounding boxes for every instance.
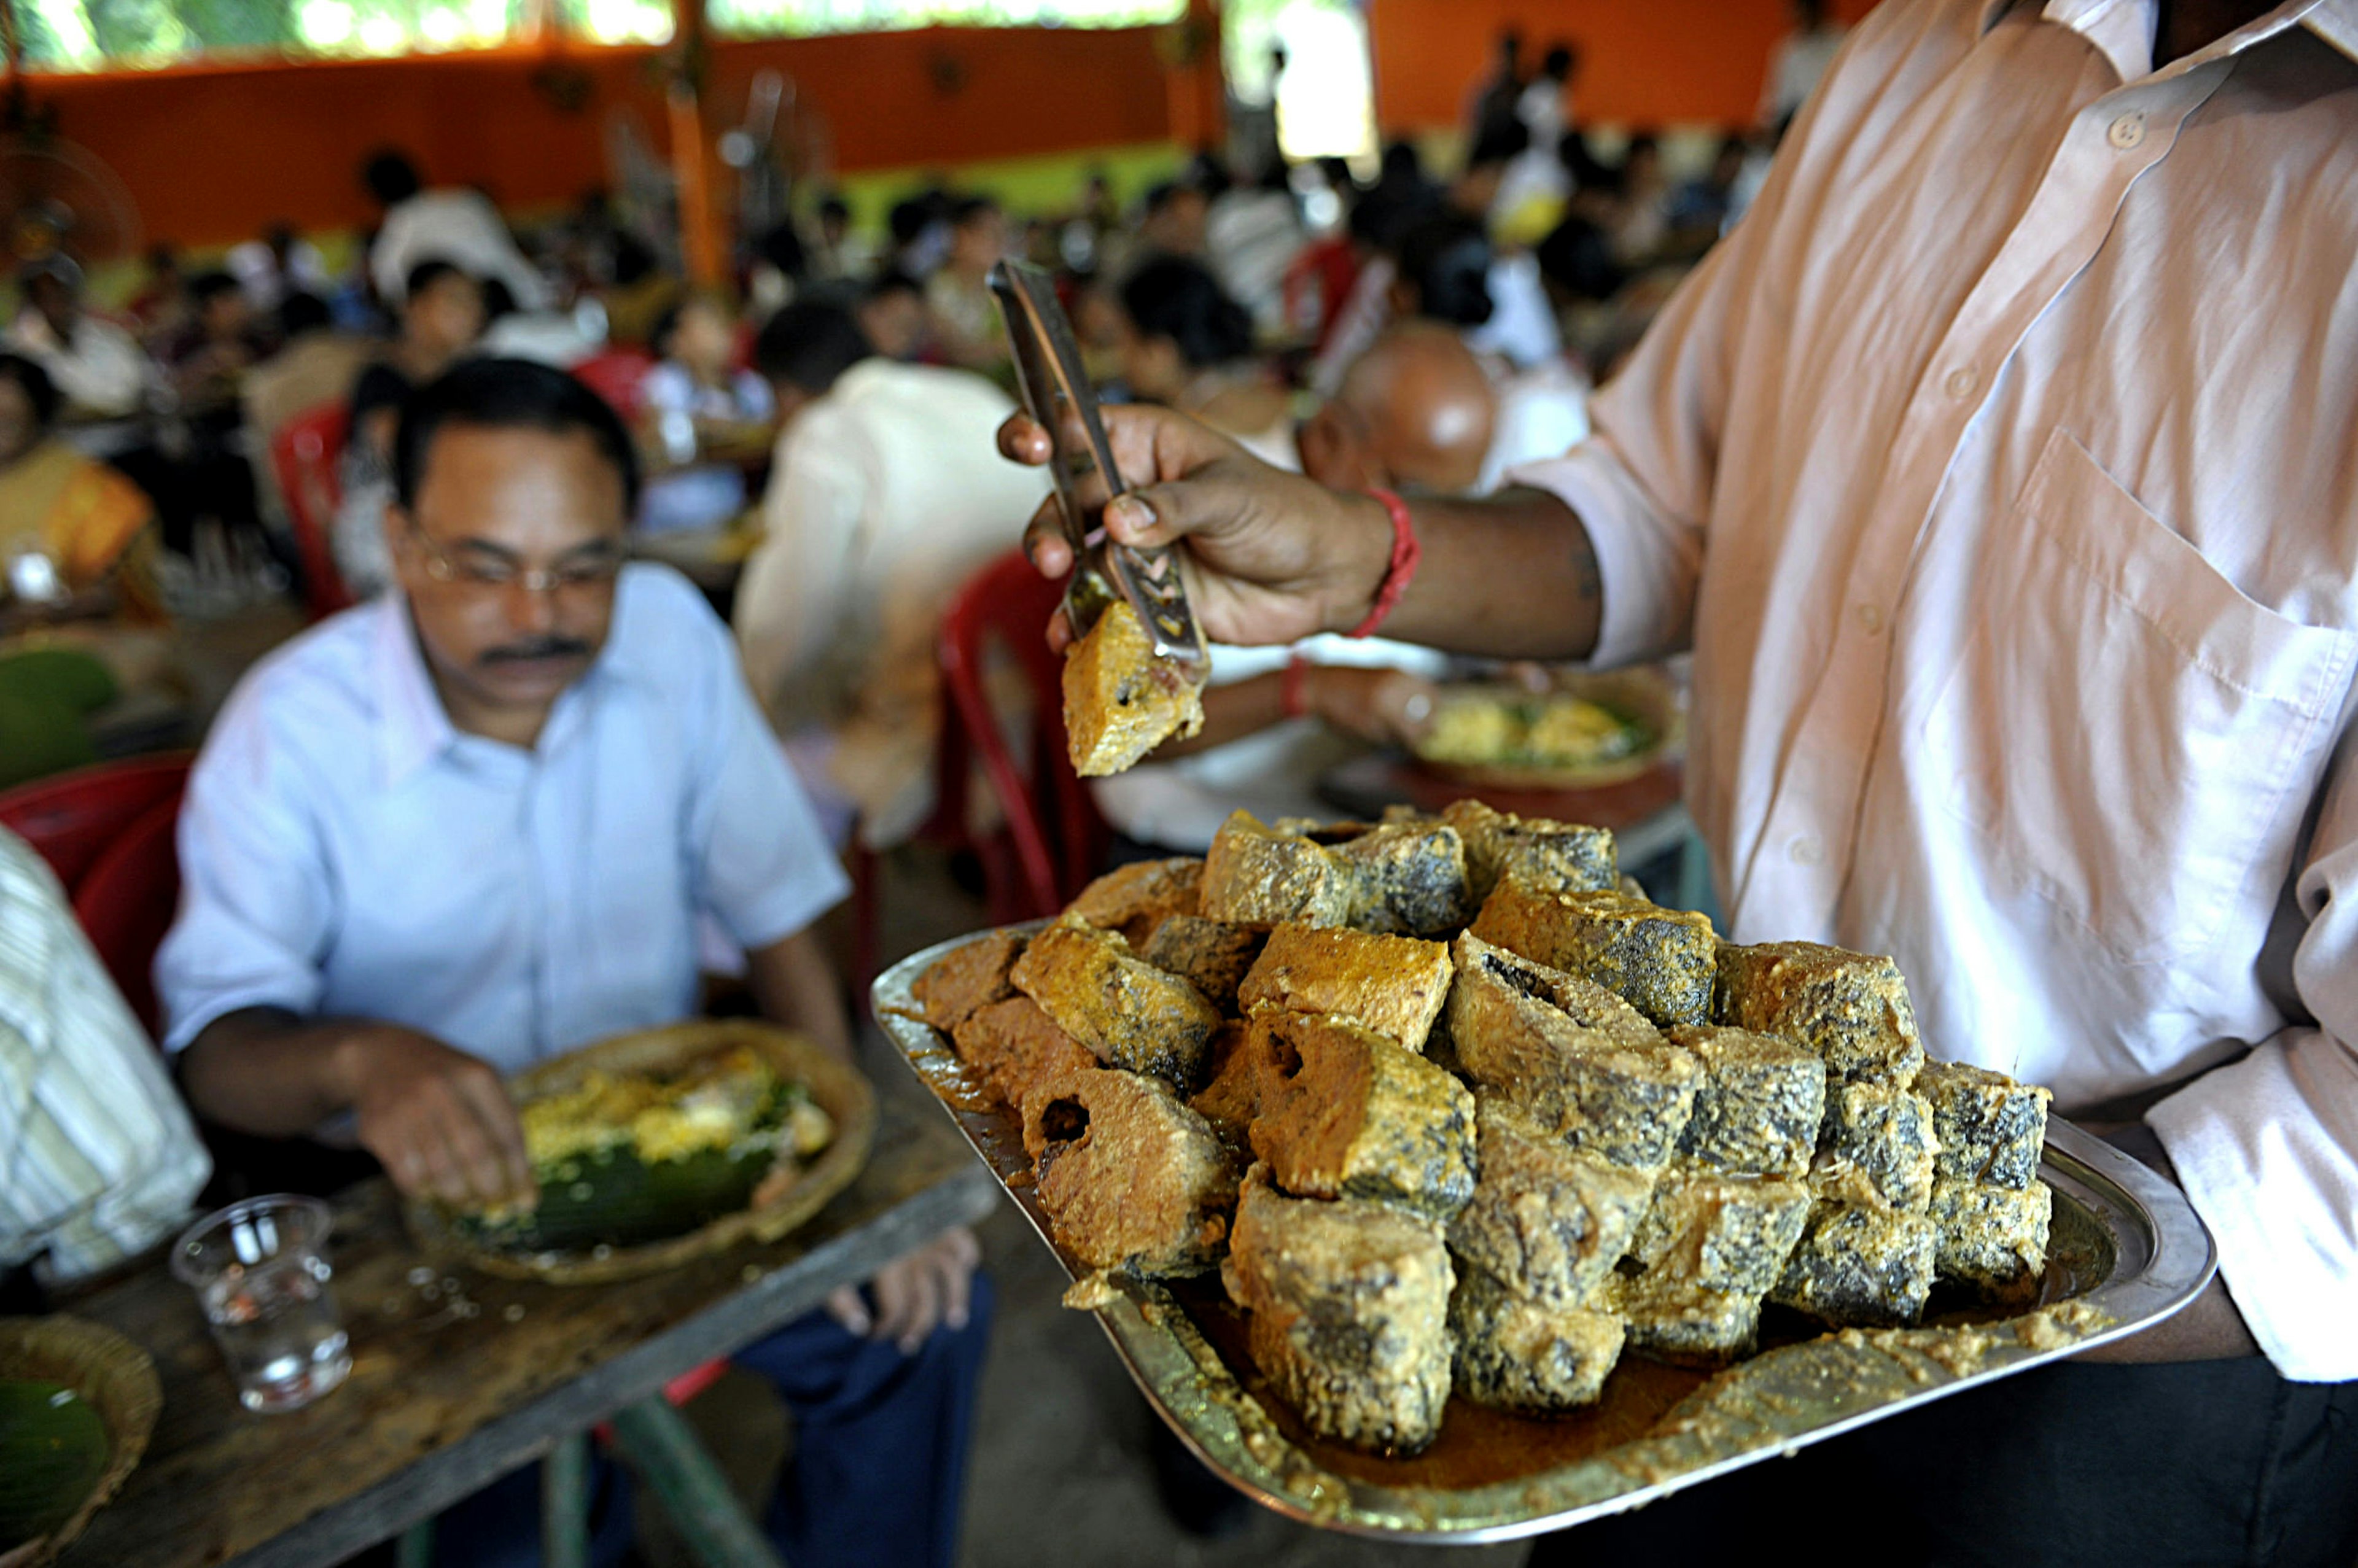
[479,635,594,666]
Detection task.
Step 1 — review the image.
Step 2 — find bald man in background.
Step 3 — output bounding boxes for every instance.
[1089,324,1500,853]
[1295,322,1498,496]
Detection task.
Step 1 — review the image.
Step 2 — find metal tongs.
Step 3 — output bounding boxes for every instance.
[988,258,1205,666]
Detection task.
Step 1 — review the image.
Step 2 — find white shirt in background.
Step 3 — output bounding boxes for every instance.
[372,189,550,311]
[5,310,152,421]
[1759,21,1849,126]
[1518,0,2358,1382]
[1,828,209,1283]
[734,359,1049,848]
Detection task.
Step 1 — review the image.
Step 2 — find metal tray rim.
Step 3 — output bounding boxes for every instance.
[873,926,2219,1543]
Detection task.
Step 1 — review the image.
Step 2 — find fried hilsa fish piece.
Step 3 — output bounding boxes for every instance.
[1235,923,1455,1053]
[1065,600,1205,777]
[1248,1010,1476,1222]
[1011,914,1221,1089]
[1024,1066,1238,1278]
[1223,1168,1453,1453]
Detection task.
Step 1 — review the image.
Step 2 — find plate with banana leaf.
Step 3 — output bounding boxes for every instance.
[0,1316,160,1568]
[1412,667,1684,791]
[408,1020,877,1285]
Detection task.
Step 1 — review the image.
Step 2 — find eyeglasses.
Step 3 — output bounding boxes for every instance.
[408,521,626,596]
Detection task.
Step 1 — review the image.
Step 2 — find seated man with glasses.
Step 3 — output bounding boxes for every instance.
[157,357,987,1568]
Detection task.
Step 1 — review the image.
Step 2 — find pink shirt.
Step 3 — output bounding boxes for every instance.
[1519,0,2358,1380]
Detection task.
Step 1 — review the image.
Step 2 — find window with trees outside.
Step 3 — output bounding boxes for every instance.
[2,0,1183,71]
[707,0,1181,40]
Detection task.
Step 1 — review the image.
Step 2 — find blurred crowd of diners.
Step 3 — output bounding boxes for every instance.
[0,2,1842,809]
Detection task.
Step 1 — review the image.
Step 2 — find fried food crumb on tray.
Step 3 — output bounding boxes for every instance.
[1064,599,1206,777]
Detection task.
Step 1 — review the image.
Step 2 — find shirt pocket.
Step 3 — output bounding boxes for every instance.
[1920,427,2356,966]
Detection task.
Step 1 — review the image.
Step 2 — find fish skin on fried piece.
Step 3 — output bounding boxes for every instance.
[1200,810,1356,929]
[1668,1024,1827,1180]
[1917,1059,2052,1190]
[1623,1172,1813,1296]
[1064,599,1207,777]
[1809,1081,1940,1215]
[1441,798,1617,904]
[1235,923,1455,1053]
[1022,1066,1239,1279]
[1445,934,1700,1172]
[913,930,1029,1031]
[1447,1095,1657,1310]
[1333,818,1473,937]
[1248,1009,1477,1222]
[1010,914,1222,1090]
[1140,915,1268,1015]
[1605,1270,1764,1366]
[1223,1167,1455,1453]
[1929,1176,2053,1297]
[1470,880,1718,1028]
[1770,1201,1939,1329]
[1712,939,1927,1090]
[1067,858,1204,949]
[1450,1260,1625,1413]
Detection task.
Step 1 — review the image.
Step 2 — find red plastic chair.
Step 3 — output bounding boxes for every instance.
[936,550,1107,920]
[0,754,193,894]
[271,401,354,621]
[71,791,186,1037]
[571,347,657,424]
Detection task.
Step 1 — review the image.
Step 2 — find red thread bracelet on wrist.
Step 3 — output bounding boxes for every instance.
[1350,486,1421,639]
[1280,653,1312,720]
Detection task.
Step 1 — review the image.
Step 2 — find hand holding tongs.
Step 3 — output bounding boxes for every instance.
[988,259,1205,666]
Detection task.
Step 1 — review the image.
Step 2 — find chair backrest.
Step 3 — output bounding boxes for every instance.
[0,754,193,893]
[72,791,184,1038]
[571,348,658,424]
[271,400,354,620]
[935,551,1105,921]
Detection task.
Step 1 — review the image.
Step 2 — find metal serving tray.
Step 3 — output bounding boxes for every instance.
[874,928,2217,1545]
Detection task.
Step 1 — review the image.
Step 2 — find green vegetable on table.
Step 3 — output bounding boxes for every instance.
[0,1378,109,1550]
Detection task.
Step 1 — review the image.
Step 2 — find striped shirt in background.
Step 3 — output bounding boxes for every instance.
[0,826,209,1281]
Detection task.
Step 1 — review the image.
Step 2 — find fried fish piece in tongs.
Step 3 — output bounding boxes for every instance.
[989,259,1206,776]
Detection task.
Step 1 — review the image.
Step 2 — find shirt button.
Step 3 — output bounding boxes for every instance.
[1856,603,1883,634]
[1788,835,1824,866]
[2108,111,2146,150]
[1944,365,1980,400]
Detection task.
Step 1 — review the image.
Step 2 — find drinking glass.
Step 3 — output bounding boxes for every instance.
[171,1195,352,1414]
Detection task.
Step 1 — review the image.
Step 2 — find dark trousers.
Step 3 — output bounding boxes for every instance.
[1528,1356,2358,1568]
[432,1275,995,1568]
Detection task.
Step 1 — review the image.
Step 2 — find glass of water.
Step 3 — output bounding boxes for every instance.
[171,1195,352,1415]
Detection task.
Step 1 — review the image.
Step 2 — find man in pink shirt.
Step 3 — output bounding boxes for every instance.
[1010,1,2358,1559]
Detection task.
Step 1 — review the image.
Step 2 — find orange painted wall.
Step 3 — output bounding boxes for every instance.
[26,25,1175,247]
[1368,0,1880,133]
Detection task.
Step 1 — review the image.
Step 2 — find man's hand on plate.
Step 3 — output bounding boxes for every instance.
[341,1025,537,1212]
[999,403,1394,653]
[826,1226,981,1355]
[1307,665,1441,748]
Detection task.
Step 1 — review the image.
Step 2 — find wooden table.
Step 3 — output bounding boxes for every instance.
[60,1071,997,1568]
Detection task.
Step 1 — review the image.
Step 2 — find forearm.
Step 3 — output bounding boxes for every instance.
[1156,670,1292,758]
[177,1007,373,1136]
[1323,486,1605,662]
[746,928,854,1063]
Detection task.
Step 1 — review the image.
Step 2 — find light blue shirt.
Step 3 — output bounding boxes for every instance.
[157,564,849,1074]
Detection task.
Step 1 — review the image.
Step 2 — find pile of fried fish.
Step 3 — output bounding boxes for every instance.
[913,801,2053,1455]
